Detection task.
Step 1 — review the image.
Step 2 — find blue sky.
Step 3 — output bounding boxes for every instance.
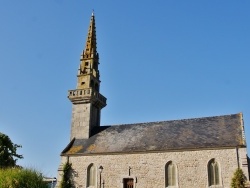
[0,1,249,177]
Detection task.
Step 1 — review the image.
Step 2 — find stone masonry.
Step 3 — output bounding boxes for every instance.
[57,148,248,188]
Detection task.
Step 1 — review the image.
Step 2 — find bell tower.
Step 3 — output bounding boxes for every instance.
[68,12,106,140]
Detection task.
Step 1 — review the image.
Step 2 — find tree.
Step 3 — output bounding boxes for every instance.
[231,168,246,188]
[0,132,23,168]
[60,161,73,188]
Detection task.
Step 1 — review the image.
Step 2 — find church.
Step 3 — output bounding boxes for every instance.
[56,13,249,188]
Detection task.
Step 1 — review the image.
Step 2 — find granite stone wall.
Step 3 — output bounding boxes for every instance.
[57,148,249,188]
[70,103,91,140]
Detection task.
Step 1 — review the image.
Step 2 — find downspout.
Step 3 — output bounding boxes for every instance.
[67,156,69,163]
[236,146,240,169]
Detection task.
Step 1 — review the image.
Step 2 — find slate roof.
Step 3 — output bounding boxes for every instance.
[62,113,246,155]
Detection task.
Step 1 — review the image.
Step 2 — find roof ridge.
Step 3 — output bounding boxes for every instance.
[102,112,242,127]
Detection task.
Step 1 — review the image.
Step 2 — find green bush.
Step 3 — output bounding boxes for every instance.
[231,168,246,188]
[0,168,49,188]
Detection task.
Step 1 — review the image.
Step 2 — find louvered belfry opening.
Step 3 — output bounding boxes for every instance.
[123,178,134,188]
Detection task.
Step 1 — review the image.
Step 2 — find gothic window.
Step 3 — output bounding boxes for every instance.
[208,159,220,186]
[87,163,96,187]
[165,161,177,187]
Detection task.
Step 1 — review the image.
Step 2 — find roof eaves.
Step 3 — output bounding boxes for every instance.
[63,145,245,156]
[61,138,75,155]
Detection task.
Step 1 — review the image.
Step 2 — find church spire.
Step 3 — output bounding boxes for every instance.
[77,13,100,90]
[68,13,106,140]
[83,12,97,58]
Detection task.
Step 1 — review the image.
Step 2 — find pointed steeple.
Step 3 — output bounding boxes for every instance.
[83,12,97,58]
[68,12,106,140]
[77,13,100,90]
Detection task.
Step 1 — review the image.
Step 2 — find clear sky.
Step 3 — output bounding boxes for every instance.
[0,1,249,177]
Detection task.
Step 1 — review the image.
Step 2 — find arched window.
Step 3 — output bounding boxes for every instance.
[165,161,177,187]
[87,163,96,187]
[208,159,220,186]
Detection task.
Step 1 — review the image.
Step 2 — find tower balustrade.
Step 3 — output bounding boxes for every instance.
[68,88,106,106]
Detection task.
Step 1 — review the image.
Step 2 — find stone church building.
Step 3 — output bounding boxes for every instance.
[56,13,249,188]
